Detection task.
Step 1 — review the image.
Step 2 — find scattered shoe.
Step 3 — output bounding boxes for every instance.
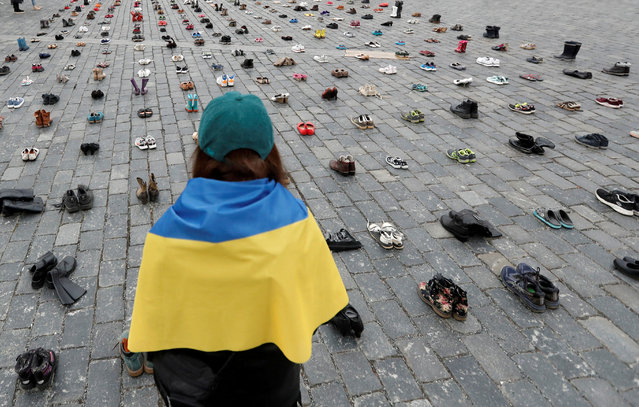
[575,133,608,149]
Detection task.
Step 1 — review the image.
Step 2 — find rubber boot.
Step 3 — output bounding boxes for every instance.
[141,78,148,95]
[468,99,478,118]
[554,41,581,60]
[483,26,495,38]
[13,2,24,12]
[131,78,140,95]
[192,94,198,111]
[428,14,440,23]
[18,37,29,51]
[390,6,398,18]
[455,40,464,53]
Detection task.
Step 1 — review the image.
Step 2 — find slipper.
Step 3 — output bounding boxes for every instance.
[614,257,639,279]
[304,122,315,135]
[533,208,562,229]
[145,136,157,149]
[297,122,308,135]
[553,209,573,228]
[135,136,148,150]
[557,101,581,111]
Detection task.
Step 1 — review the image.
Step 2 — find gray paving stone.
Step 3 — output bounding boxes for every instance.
[309,382,350,407]
[581,349,638,392]
[580,316,639,364]
[333,350,382,396]
[352,392,391,407]
[462,333,521,383]
[502,379,553,407]
[303,342,339,387]
[374,357,423,403]
[396,338,450,383]
[87,358,121,407]
[571,378,631,407]
[421,379,470,407]
[445,356,509,407]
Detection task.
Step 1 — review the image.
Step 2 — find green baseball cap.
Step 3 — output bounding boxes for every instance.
[198,92,274,162]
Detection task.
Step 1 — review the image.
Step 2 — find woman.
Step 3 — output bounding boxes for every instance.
[128,92,348,406]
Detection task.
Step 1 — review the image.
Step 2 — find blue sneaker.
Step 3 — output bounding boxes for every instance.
[500,266,546,312]
[516,263,560,309]
[290,18,298,23]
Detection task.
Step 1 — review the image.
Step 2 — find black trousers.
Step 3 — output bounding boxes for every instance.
[152,345,301,407]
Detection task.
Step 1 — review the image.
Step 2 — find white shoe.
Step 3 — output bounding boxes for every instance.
[21,76,33,86]
[453,77,473,86]
[21,148,30,161]
[378,65,397,74]
[171,54,184,62]
[227,74,235,87]
[407,19,418,24]
[217,74,228,87]
[476,56,500,67]
[272,25,282,32]
[28,148,39,161]
[313,54,328,63]
[137,68,151,78]
[365,41,380,48]
[78,26,88,32]
[343,31,354,37]
[138,58,153,65]
[102,26,110,31]
[202,51,212,59]
[486,75,508,85]
[302,24,312,30]
[134,44,145,51]
[291,43,305,53]
[13,97,25,108]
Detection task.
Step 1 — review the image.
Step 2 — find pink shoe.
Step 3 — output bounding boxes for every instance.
[255,37,264,42]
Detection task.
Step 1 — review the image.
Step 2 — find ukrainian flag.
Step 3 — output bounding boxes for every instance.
[128,177,348,363]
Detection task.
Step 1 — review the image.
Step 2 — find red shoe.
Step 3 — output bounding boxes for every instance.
[420,50,435,57]
[379,2,389,6]
[297,122,308,135]
[304,122,315,135]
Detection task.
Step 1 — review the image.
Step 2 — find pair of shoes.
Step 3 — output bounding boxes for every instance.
[378,64,397,74]
[446,148,476,163]
[411,83,427,92]
[487,76,509,85]
[297,122,315,135]
[575,133,608,149]
[180,81,195,90]
[520,73,543,81]
[440,209,501,241]
[508,102,534,114]
[7,97,25,108]
[420,62,436,71]
[476,56,499,66]
[322,87,338,100]
[508,132,554,155]
[418,274,468,320]
[15,349,57,390]
[331,68,348,77]
[329,304,364,337]
[500,264,559,312]
[119,333,153,376]
[595,188,639,216]
[330,155,355,175]
[185,94,199,112]
[385,156,408,169]
[216,74,235,87]
[135,136,157,150]
[34,109,52,127]
[271,93,289,103]
[136,174,159,203]
[137,108,153,118]
[491,42,508,51]
[42,93,59,105]
[91,90,104,99]
[401,109,424,123]
[80,142,100,155]
[556,101,581,111]
[595,97,623,109]
[351,114,374,129]
[450,99,478,119]
[292,73,307,81]
[325,229,362,251]
[55,185,94,213]
[533,209,573,229]
[87,111,104,123]
[21,148,40,161]
[255,76,269,84]
[367,221,403,249]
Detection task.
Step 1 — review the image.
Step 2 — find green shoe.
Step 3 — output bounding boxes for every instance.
[119,334,144,377]
[412,109,425,122]
[143,353,154,374]
[463,148,476,162]
[446,148,470,163]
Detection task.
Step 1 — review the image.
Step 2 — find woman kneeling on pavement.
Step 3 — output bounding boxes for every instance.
[128,92,348,406]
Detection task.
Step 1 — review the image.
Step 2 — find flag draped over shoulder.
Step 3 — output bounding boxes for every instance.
[128,177,348,363]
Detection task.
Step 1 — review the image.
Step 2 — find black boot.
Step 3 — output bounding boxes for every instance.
[468,99,478,118]
[555,41,581,60]
[240,58,253,69]
[429,14,440,23]
[330,304,363,337]
[483,26,496,38]
[13,2,24,12]
[493,26,500,38]
[450,99,474,119]
[2,197,44,216]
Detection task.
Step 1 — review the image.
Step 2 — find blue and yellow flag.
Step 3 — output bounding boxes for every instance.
[128,177,348,363]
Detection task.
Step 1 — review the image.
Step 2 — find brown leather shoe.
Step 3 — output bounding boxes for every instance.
[330,155,354,176]
[148,173,159,202]
[136,177,148,203]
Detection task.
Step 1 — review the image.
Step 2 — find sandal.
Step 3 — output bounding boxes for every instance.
[385,156,408,169]
[270,93,289,103]
[145,136,157,149]
[411,83,428,92]
[137,108,153,118]
[366,221,393,249]
[135,136,148,150]
[556,101,581,111]
[424,38,440,43]
[256,76,270,84]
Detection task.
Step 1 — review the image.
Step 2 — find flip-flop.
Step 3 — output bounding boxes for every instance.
[553,209,573,228]
[533,208,561,229]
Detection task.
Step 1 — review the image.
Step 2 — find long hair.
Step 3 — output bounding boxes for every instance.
[191,145,288,184]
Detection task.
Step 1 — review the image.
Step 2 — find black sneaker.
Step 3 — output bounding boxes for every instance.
[58,190,80,213]
[500,266,545,312]
[325,228,362,251]
[329,304,363,337]
[77,185,93,210]
[381,21,392,26]
[516,263,559,309]
[326,22,338,29]
[575,133,608,149]
[595,188,635,216]
[31,348,56,389]
[15,350,36,389]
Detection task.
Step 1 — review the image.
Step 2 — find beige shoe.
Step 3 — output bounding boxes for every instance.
[148,174,159,202]
[33,5,42,10]
[630,130,639,139]
[136,178,148,204]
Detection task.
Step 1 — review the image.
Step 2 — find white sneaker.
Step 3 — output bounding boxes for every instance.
[137,69,150,78]
[407,19,418,24]
[202,51,212,59]
[343,31,354,37]
[217,74,228,87]
[28,148,39,161]
[227,74,235,87]
[78,26,88,32]
[138,58,153,65]
[453,77,473,86]
[302,24,312,30]
[313,54,328,63]
[378,65,397,74]
[291,43,305,52]
[21,148,30,161]
[134,44,145,51]
[476,56,500,67]
[272,25,282,32]
[102,26,110,31]
[365,41,380,48]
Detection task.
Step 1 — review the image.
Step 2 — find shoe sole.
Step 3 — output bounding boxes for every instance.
[417,286,452,319]
[533,209,561,229]
[595,192,634,216]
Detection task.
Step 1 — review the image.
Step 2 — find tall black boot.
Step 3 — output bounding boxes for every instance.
[0,189,36,201]
[555,41,581,60]
[493,26,500,38]
[13,2,24,12]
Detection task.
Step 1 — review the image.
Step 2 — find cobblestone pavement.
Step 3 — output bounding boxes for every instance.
[1,0,639,405]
